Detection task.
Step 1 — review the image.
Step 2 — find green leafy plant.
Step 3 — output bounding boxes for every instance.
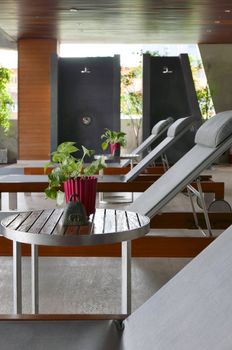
[0,67,13,132]
[101,128,127,151]
[44,141,105,203]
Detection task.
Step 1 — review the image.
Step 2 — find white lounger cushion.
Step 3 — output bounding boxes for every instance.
[122,224,232,350]
[151,117,173,136]
[167,116,194,137]
[130,111,232,217]
[195,110,232,148]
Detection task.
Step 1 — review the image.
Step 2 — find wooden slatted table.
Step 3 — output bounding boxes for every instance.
[1,208,150,315]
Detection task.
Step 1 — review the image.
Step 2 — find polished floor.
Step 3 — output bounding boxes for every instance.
[0,164,231,314]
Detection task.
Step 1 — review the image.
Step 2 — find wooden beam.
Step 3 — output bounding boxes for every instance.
[0,235,215,258]
[150,212,232,229]
[0,181,224,199]
[24,166,212,182]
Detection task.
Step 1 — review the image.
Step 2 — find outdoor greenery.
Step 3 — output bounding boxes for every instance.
[44,141,105,204]
[101,128,127,151]
[0,67,13,132]
[189,58,215,120]
[121,52,215,144]
[121,66,142,147]
[120,51,161,147]
[196,85,215,120]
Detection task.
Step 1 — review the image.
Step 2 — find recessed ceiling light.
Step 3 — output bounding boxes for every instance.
[69,8,78,12]
[214,20,221,24]
[225,9,231,13]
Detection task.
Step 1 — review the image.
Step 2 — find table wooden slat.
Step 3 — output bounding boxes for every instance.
[39,209,63,235]
[115,210,128,232]
[2,214,20,227]
[92,210,105,234]
[126,211,141,230]
[52,211,66,236]
[103,209,116,233]
[29,209,54,234]
[7,212,32,230]
[18,211,43,232]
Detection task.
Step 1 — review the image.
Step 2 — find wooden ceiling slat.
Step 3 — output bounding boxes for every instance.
[0,0,231,43]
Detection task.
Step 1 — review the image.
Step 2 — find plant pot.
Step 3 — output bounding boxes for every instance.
[110,143,120,157]
[63,177,97,217]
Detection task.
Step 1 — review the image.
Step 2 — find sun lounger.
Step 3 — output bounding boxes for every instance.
[0,112,231,216]
[120,117,173,167]
[129,110,232,217]
[101,116,194,182]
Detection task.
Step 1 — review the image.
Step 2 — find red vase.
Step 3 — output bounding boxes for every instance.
[63,177,97,217]
[110,143,120,157]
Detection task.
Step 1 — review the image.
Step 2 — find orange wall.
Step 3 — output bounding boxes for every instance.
[18,39,57,160]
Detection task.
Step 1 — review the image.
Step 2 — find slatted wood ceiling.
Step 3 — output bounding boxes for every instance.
[0,0,232,44]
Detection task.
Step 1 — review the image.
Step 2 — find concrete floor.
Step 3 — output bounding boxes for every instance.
[0,164,231,314]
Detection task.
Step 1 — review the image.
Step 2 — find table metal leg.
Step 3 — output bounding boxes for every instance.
[13,241,22,314]
[31,244,39,314]
[121,240,131,314]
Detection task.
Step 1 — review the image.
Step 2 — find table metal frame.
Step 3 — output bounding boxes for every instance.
[12,240,132,315]
[2,209,149,315]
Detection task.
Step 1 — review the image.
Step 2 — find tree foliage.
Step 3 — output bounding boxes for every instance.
[196,85,215,120]
[0,67,13,132]
[189,58,215,120]
[121,66,142,147]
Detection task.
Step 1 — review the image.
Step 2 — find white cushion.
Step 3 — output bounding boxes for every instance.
[151,117,173,135]
[167,117,193,137]
[195,111,232,148]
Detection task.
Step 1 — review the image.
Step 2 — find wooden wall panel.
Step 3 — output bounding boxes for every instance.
[18,39,57,160]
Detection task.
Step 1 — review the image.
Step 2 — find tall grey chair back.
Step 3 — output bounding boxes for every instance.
[124,116,194,182]
[129,111,232,217]
[121,117,173,167]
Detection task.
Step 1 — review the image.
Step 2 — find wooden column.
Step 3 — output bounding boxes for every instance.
[18,39,57,160]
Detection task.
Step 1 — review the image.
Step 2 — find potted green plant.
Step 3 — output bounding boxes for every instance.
[44,141,105,217]
[101,128,127,156]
